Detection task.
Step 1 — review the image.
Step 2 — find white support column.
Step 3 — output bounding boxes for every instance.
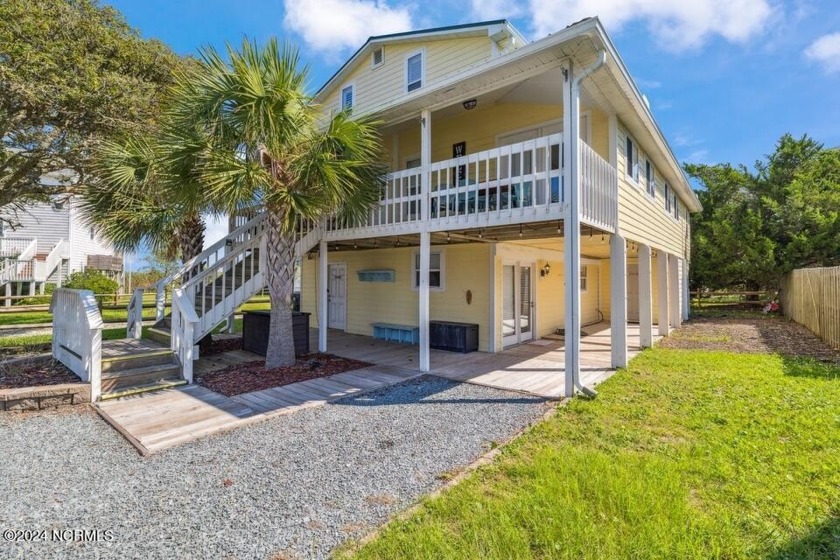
[318,239,328,353]
[29,282,35,297]
[563,61,581,398]
[638,243,653,348]
[420,108,431,222]
[610,234,628,367]
[657,251,670,336]
[682,259,690,320]
[418,230,431,372]
[669,254,681,328]
[3,283,10,307]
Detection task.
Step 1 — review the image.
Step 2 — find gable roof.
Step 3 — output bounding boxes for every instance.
[315,20,526,101]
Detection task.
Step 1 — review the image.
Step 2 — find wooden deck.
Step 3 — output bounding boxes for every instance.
[95,363,419,456]
[95,322,655,455]
[317,322,660,399]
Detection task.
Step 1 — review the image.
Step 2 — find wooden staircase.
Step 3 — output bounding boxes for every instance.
[98,340,186,400]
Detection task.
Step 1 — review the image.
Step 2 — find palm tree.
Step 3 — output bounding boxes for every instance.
[82,134,209,267]
[166,39,384,368]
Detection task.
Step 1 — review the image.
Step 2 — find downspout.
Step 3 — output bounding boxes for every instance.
[570,48,607,398]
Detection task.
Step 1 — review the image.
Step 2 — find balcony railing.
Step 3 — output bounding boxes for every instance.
[324,133,618,236]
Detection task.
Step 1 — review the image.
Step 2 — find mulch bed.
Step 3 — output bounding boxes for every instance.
[0,357,79,390]
[659,315,840,363]
[195,353,372,397]
[201,336,244,356]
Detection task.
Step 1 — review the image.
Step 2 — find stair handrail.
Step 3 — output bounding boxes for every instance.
[153,212,267,322]
[50,288,104,401]
[180,234,263,294]
[126,288,144,339]
[170,287,200,383]
[0,236,36,259]
[17,238,38,261]
[34,239,69,282]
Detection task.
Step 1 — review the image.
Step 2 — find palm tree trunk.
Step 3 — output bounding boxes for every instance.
[178,211,205,267]
[265,206,297,368]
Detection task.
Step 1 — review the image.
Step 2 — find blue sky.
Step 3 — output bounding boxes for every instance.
[106,0,840,269]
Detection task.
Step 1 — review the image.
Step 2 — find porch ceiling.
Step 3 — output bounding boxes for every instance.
[307,222,614,255]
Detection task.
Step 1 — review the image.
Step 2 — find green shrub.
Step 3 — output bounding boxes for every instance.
[63,271,120,305]
[16,283,56,305]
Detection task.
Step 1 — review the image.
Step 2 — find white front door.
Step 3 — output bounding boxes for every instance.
[502,263,535,347]
[627,263,639,323]
[327,263,346,330]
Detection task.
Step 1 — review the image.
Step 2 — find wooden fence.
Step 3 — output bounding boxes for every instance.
[780,266,840,350]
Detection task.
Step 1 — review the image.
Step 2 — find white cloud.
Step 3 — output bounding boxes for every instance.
[527,0,775,51]
[804,32,840,73]
[284,0,413,56]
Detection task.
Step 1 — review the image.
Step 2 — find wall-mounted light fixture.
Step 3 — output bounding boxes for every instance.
[540,263,552,277]
[462,98,477,110]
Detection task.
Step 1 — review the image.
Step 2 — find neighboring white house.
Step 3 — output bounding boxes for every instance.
[0,197,122,303]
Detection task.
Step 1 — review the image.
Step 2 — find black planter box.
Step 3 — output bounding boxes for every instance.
[429,320,479,353]
[242,311,310,357]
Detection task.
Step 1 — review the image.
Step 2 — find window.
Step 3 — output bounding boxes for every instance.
[580,266,588,292]
[406,52,423,92]
[645,159,655,198]
[413,251,443,290]
[372,46,384,67]
[405,157,421,169]
[341,85,353,113]
[673,195,680,220]
[664,183,672,213]
[625,135,639,182]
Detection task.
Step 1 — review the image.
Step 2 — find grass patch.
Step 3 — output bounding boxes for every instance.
[0,327,128,353]
[339,348,840,560]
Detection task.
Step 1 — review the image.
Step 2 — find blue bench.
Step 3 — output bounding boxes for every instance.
[372,323,419,345]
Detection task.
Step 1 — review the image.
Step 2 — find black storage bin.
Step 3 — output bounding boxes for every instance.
[429,321,479,353]
[242,311,310,357]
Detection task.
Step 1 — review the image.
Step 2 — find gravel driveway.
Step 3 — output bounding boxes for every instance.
[0,376,550,559]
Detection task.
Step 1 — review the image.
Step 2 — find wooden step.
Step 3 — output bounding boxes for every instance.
[101,362,182,393]
[99,379,188,401]
[145,327,171,345]
[101,348,175,373]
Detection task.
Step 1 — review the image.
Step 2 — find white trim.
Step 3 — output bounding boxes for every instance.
[494,118,563,146]
[411,249,445,291]
[580,265,588,292]
[500,259,536,347]
[327,262,348,331]
[371,45,384,68]
[340,83,355,113]
[405,48,425,94]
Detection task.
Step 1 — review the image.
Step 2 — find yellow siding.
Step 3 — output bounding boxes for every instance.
[384,103,612,171]
[615,121,690,256]
[300,243,493,351]
[321,37,493,117]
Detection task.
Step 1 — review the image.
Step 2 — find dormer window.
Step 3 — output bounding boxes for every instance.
[406,51,423,92]
[372,46,384,67]
[341,85,354,113]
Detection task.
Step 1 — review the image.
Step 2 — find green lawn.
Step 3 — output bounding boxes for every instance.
[0,327,129,352]
[339,348,840,560]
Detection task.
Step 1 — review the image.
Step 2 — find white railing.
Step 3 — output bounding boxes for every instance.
[33,239,69,282]
[0,237,36,259]
[182,233,266,343]
[50,289,104,401]
[170,288,199,383]
[322,133,619,236]
[154,212,268,323]
[126,288,144,339]
[580,142,618,231]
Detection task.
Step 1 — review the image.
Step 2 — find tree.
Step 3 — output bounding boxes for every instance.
[81,133,209,267]
[685,134,840,292]
[165,39,384,368]
[0,0,183,225]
